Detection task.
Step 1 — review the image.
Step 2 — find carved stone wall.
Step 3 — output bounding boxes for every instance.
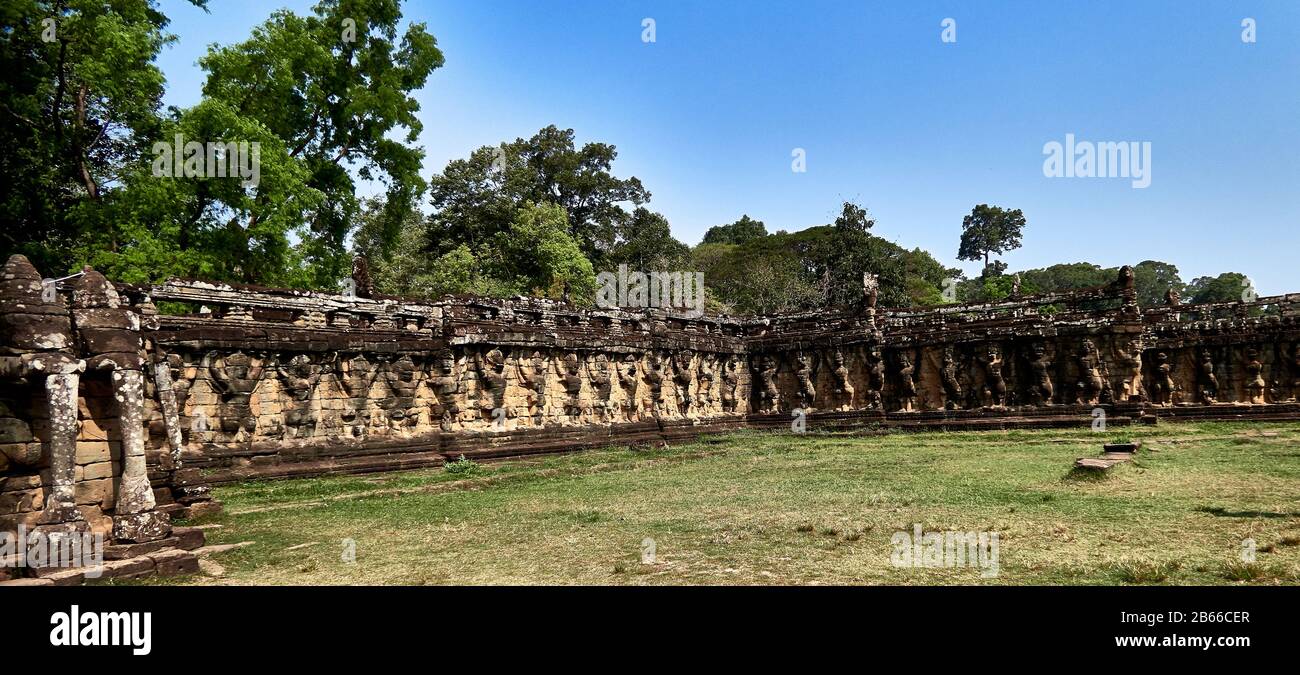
[4,256,1299,546]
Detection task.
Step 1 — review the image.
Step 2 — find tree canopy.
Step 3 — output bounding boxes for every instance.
[701,215,767,246]
[957,204,1026,270]
[2,0,443,288]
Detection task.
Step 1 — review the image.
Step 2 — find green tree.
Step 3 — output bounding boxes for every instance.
[63,0,443,288]
[695,201,957,313]
[701,215,767,245]
[694,238,820,315]
[426,125,649,267]
[607,207,690,272]
[86,99,320,284]
[1019,262,1112,294]
[1132,260,1184,306]
[957,204,1026,270]
[495,202,595,301]
[0,0,207,273]
[182,0,441,286]
[1186,272,1251,304]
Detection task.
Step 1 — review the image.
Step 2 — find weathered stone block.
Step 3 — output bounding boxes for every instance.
[0,577,54,586]
[171,526,206,550]
[76,461,116,481]
[98,556,155,579]
[0,312,72,350]
[75,477,115,507]
[147,549,199,576]
[104,536,177,560]
[75,441,112,465]
[1,441,44,467]
[0,417,33,443]
[0,487,43,514]
[112,510,171,543]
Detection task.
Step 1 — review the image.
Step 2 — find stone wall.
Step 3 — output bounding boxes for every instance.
[4,255,1299,548]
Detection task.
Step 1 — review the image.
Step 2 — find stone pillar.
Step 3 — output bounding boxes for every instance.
[71,268,171,543]
[0,255,89,534]
[151,358,185,460]
[37,361,86,529]
[113,369,153,512]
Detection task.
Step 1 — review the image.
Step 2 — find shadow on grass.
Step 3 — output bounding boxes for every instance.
[1063,467,1111,482]
[1194,505,1300,519]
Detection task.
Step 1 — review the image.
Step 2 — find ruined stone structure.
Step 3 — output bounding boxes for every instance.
[4,256,1300,581]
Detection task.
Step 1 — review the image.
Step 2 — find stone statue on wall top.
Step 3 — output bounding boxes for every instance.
[861,273,879,311]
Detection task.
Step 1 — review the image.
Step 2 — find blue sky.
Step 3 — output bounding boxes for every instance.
[156,1,1300,294]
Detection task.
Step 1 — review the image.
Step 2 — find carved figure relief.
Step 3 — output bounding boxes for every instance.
[896,350,917,412]
[473,348,508,418]
[754,354,781,413]
[978,344,1006,408]
[864,345,885,410]
[588,353,613,421]
[1115,337,1143,402]
[1245,348,1265,404]
[1027,343,1053,407]
[617,354,641,421]
[208,350,263,438]
[720,357,740,413]
[1197,348,1219,404]
[644,352,667,416]
[1076,339,1104,405]
[379,354,424,430]
[275,354,321,438]
[1150,352,1175,405]
[518,351,549,419]
[336,353,378,436]
[793,352,817,410]
[672,350,695,415]
[557,353,585,419]
[830,349,854,411]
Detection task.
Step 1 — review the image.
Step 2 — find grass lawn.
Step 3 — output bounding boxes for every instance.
[129,420,1300,585]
